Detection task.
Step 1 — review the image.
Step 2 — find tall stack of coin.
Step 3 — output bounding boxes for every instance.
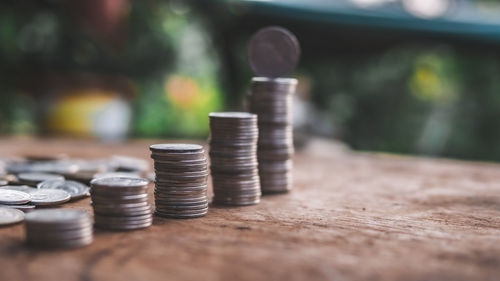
[90,177,152,230]
[209,112,261,205]
[25,209,93,249]
[246,26,300,193]
[248,77,297,193]
[150,144,208,218]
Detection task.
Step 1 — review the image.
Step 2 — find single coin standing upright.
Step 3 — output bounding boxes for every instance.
[150,144,209,218]
[90,177,152,230]
[24,209,93,249]
[209,112,261,205]
[248,77,297,193]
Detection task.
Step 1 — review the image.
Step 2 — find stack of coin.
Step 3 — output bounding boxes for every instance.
[25,209,93,249]
[248,77,297,193]
[208,112,261,205]
[90,177,152,230]
[150,144,208,218]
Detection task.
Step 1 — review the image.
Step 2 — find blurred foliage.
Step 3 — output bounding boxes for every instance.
[307,46,500,161]
[0,0,222,138]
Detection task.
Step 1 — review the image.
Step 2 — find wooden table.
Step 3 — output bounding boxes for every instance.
[0,138,499,281]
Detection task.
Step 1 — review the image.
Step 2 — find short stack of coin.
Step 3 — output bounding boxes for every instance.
[150,144,208,218]
[25,209,93,249]
[209,112,261,205]
[90,177,152,230]
[248,77,297,193]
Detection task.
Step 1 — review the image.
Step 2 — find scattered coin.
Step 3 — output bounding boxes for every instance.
[0,204,36,211]
[28,189,71,206]
[24,209,93,249]
[93,172,142,180]
[91,177,152,230]
[37,179,90,200]
[0,185,35,193]
[109,155,149,173]
[17,173,64,186]
[0,207,25,226]
[150,143,209,218]
[0,190,31,205]
[248,77,297,193]
[247,26,300,78]
[209,112,261,205]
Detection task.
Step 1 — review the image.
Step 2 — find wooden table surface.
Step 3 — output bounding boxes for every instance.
[0,138,499,281]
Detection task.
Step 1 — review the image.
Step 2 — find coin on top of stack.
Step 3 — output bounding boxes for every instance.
[90,177,152,230]
[25,209,93,249]
[248,77,297,193]
[209,112,261,205]
[150,144,208,219]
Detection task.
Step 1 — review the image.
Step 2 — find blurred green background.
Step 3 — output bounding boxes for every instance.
[2,0,500,162]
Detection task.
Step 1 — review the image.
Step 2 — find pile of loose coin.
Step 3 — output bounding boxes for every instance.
[248,77,297,193]
[25,209,93,249]
[150,144,209,219]
[209,112,261,205]
[90,177,152,230]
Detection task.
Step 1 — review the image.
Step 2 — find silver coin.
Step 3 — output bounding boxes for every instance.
[28,189,71,206]
[37,179,90,200]
[150,143,203,153]
[17,173,64,184]
[0,185,36,193]
[247,26,300,77]
[91,177,149,188]
[0,207,25,225]
[25,209,89,224]
[93,172,142,180]
[0,190,31,205]
[0,204,36,211]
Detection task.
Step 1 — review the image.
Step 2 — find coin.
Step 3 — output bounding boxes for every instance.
[24,209,93,249]
[90,176,153,231]
[0,204,36,211]
[93,172,142,180]
[37,179,90,200]
[150,143,209,219]
[0,185,36,193]
[0,190,31,205]
[28,189,71,206]
[17,173,64,186]
[247,77,296,193]
[247,26,300,77]
[209,112,261,206]
[0,207,24,226]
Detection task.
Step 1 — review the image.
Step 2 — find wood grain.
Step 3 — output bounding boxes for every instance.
[0,138,499,281]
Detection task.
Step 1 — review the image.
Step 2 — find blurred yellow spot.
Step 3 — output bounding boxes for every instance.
[46,90,115,136]
[165,75,200,110]
[409,56,456,103]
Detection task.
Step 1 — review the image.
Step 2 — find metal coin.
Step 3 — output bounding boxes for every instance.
[247,26,300,77]
[17,173,64,185]
[0,207,24,226]
[149,143,203,153]
[0,190,31,205]
[25,209,90,226]
[0,204,35,211]
[38,179,90,200]
[0,185,36,193]
[93,172,142,180]
[28,189,71,206]
[91,177,149,189]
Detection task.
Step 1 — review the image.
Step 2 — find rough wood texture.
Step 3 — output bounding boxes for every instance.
[0,138,499,281]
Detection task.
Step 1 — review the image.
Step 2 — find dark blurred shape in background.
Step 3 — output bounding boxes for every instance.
[2,0,500,162]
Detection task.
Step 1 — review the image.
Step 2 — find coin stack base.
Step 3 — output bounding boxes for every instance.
[150,144,209,219]
[209,112,261,205]
[91,177,152,231]
[248,77,297,193]
[25,209,93,249]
